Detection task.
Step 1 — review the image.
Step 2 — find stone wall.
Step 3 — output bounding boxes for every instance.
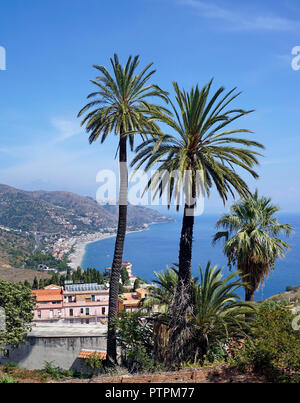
[0,335,107,371]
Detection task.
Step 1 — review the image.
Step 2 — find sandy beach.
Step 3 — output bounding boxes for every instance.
[68,232,116,270]
[68,226,151,270]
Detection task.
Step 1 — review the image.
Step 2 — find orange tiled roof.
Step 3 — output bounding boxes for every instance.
[32,288,63,302]
[78,350,107,360]
[78,350,119,360]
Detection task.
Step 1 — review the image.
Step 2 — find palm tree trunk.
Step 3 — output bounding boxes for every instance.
[169,179,196,365]
[245,288,255,302]
[106,132,128,364]
[178,203,195,287]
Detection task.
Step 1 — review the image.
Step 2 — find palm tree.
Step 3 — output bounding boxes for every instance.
[143,266,179,314]
[191,263,255,363]
[131,80,264,360]
[213,191,293,301]
[78,54,168,363]
[145,263,254,365]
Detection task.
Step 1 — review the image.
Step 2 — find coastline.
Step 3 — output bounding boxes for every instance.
[68,232,116,270]
[68,222,162,270]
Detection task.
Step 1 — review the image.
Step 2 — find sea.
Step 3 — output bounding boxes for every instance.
[81,213,300,301]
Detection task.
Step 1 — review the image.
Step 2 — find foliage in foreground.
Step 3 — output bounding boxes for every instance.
[114,310,163,373]
[230,301,300,382]
[0,280,34,349]
[145,263,255,366]
[0,374,18,383]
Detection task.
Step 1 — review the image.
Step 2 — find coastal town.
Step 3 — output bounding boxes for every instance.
[0,261,153,370]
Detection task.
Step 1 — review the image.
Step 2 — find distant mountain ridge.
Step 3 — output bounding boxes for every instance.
[0,184,172,234]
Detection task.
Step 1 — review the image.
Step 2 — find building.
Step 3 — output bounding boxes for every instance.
[32,283,109,324]
[63,283,109,325]
[117,288,148,313]
[32,287,64,321]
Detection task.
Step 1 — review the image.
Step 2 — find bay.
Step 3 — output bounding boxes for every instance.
[82,213,300,300]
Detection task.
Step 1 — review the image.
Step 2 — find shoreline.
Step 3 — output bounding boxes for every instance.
[68,221,168,270]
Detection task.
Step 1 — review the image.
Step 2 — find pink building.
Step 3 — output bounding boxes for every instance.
[32,286,64,321]
[63,283,109,325]
[32,283,109,324]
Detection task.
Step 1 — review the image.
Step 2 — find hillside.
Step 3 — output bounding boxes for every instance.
[0,184,172,235]
[0,228,35,267]
[0,266,51,283]
[265,285,300,303]
[0,184,173,268]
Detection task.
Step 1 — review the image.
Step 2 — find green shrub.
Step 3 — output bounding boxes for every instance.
[42,361,73,380]
[0,374,18,383]
[230,301,300,382]
[114,311,164,373]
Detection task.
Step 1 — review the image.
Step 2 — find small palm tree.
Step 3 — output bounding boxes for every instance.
[78,54,168,363]
[213,191,294,301]
[191,262,255,363]
[143,266,179,314]
[146,263,254,365]
[131,80,264,361]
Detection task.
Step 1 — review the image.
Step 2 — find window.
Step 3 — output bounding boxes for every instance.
[69,309,73,317]
[80,308,84,315]
[91,295,95,302]
[86,308,90,316]
[68,296,72,303]
[86,319,89,324]
[102,307,105,315]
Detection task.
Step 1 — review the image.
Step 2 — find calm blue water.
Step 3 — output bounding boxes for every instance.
[82,213,300,300]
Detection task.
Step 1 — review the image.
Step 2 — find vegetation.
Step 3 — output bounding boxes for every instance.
[121,266,130,286]
[0,53,297,383]
[230,301,300,382]
[132,80,263,363]
[0,228,35,267]
[28,267,110,289]
[0,374,18,383]
[78,53,169,364]
[0,281,34,349]
[213,191,293,301]
[145,263,255,366]
[0,361,91,382]
[114,311,160,373]
[25,252,70,272]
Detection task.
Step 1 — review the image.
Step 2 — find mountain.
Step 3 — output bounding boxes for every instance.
[0,184,172,235]
[0,184,173,267]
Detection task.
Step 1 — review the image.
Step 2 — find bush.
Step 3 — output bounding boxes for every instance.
[230,301,300,382]
[0,375,18,383]
[42,361,73,380]
[114,311,163,373]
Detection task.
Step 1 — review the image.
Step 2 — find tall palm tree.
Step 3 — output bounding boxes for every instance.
[132,80,263,291]
[213,191,293,301]
[78,54,168,363]
[131,80,263,359]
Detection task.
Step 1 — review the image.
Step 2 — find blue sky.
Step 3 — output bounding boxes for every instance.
[0,0,300,213]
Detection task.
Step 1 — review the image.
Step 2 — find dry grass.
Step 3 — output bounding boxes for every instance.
[0,266,51,284]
